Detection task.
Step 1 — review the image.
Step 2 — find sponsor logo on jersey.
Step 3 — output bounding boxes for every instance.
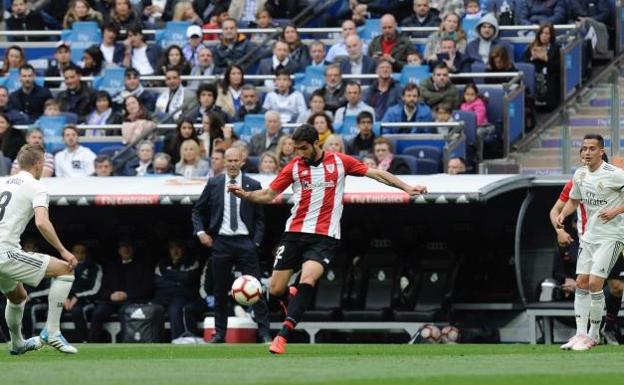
[302,180,336,190]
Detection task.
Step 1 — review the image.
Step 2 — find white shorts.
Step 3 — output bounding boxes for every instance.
[577,239,624,278]
[0,249,50,294]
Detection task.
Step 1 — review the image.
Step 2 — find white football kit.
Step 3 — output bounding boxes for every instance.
[0,171,51,293]
[570,162,624,278]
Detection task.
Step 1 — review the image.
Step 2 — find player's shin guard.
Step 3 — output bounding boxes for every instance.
[588,290,605,340]
[575,288,590,336]
[5,300,25,348]
[46,275,75,336]
[278,283,314,340]
[605,292,622,326]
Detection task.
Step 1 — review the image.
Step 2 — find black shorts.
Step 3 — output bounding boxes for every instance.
[608,255,624,280]
[273,232,340,271]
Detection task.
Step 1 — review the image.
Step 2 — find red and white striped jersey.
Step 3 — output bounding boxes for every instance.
[559,179,587,236]
[270,151,368,239]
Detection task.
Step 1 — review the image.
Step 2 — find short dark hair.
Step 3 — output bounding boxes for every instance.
[402,83,420,96]
[292,124,319,144]
[165,66,181,76]
[197,82,217,99]
[275,68,292,78]
[356,110,374,123]
[345,81,361,91]
[63,64,82,76]
[433,63,449,73]
[94,154,112,165]
[94,90,112,105]
[103,22,120,34]
[584,134,605,148]
[19,64,36,74]
[449,156,466,166]
[434,102,452,113]
[125,67,140,78]
[127,23,143,36]
[63,124,80,136]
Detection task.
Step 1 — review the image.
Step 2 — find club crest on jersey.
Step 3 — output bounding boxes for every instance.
[301,170,309,177]
[325,164,335,173]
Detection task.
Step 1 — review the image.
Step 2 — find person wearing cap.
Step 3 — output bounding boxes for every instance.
[183,25,206,68]
[44,41,76,88]
[122,22,162,76]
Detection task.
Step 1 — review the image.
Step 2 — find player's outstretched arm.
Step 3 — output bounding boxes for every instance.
[365,168,427,195]
[556,198,579,228]
[34,207,77,269]
[228,185,279,204]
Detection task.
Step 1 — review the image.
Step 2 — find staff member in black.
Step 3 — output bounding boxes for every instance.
[192,147,271,343]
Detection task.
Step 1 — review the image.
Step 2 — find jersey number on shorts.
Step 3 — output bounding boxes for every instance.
[273,245,285,268]
[0,191,12,221]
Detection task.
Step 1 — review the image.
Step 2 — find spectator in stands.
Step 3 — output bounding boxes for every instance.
[171,1,202,25]
[123,140,155,176]
[175,139,210,177]
[250,9,278,43]
[202,112,237,157]
[522,23,561,112]
[0,112,26,161]
[158,45,192,76]
[517,0,566,26]
[485,45,517,84]
[200,4,229,42]
[258,151,280,175]
[317,64,348,114]
[0,86,29,125]
[165,118,205,164]
[447,156,467,174]
[184,83,230,124]
[115,68,158,112]
[151,240,200,341]
[465,13,513,65]
[308,112,335,147]
[257,40,298,90]
[339,35,376,84]
[424,12,467,62]
[81,45,105,77]
[110,0,140,31]
[10,64,53,122]
[155,67,196,122]
[231,140,258,173]
[262,69,307,124]
[249,110,284,156]
[212,17,255,74]
[207,148,226,177]
[151,152,174,175]
[0,46,26,76]
[326,19,367,63]
[86,91,123,135]
[461,82,493,138]
[434,102,454,134]
[346,110,376,157]
[100,22,125,67]
[383,83,434,133]
[401,0,442,38]
[182,25,205,69]
[421,63,459,110]
[296,91,334,124]
[63,0,104,28]
[431,0,465,17]
[373,136,410,175]
[368,14,416,72]
[216,65,245,118]
[308,41,329,67]
[88,239,153,342]
[54,125,97,177]
[334,82,376,125]
[189,46,215,90]
[229,0,268,27]
[570,0,611,57]
[486,0,518,26]
[63,242,103,342]
[122,23,162,76]
[44,41,76,88]
[464,0,485,23]
[323,134,346,153]
[428,38,470,75]
[57,65,95,122]
[235,85,266,122]
[6,0,51,42]
[362,154,378,168]
[121,95,156,144]
[275,134,295,167]
[93,154,115,176]
[364,59,403,120]
[281,24,311,72]
[408,52,425,66]
[10,128,54,177]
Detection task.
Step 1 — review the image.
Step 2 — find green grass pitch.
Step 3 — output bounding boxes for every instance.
[3,343,624,385]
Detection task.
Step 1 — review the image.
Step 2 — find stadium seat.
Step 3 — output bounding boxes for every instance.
[470,62,487,84]
[98,145,125,158]
[93,68,127,98]
[357,18,381,41]
[514,62,536,96]
[452,110,477,149]
[335,115,358,141]
[343,267,395,321]
[481,87,505,128]
[155,21,192,48]
[243,114,266,137]
[462,18,479,42]
[304,267,345,321]
[401,145,442,161]
[247,156,259,170]
[415,158,441,174]
[63,22,102,64]
[399,65,431,87]
[294,65,326,96]
[35,116,67,153]
[394,154,418,174]
[0,68,43,92]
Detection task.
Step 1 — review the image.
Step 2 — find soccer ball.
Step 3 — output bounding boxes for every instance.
[231,275,262,306]
[418,324,441,343]
[440,326,460,344]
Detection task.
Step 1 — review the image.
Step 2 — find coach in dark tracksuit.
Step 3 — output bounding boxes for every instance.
[192,147,271,344]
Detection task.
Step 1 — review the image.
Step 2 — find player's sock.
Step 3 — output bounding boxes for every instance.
[5,300,25,348]
[575,288,590,336]
[588,290,605,340]
[277,283,315,340]
[45,275,75,336]
[604,292,622,326]
[267,290,289,311]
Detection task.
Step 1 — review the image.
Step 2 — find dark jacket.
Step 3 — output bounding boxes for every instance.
[6,11,50,42]
[44,60,78,88]
[57,84,95,123]
[346,133,376,157]
[129,44,162,75]
[0,106,29,126]
[256,56,299,78]
[363,78,403,120]
[367,32,416,71]
[98,257,153,303]
[522,43,561,110]
[420,76,459,109]
[387,156,411,175]
[517,0,567,25]
[339,55,377,84]
[235,104,266,122]
[191,174,265,246]
[121,157,154,176]
[212,34,255,74]
[9,85,54,121]
[428,51,471,73]
[69,259,103,303]
[183,104,231,124]
[318,83,348,113]
[568,0,610,24]
[248,131,284,156]
[400,9,442,38]
[0,128,26,160]
[289,43,312,72]
[153,256,201,301]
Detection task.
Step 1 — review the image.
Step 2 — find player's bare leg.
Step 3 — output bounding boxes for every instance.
[269,269,297,316]
[5,283,42,355]
[572,274,606,350]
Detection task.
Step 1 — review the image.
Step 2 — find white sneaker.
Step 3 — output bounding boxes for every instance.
[561,335,581,350]
[9,336,43,355]
[39,329,78,354]
[571,335,598,351]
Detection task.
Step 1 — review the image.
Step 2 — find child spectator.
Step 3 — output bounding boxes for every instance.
[362,154,378,169]
[407,52,424,66]
[434,102,454,135]
[262,69,307,124]
[460,83,494,159]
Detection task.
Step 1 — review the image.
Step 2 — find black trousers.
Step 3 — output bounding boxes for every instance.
[88,302,129,342]
[211,235,270,338]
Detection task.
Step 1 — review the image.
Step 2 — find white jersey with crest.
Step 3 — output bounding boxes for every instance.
[0,171,49,251]
[570,162,624,243]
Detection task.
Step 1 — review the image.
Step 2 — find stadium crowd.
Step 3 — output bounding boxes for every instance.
[0,0,615,176]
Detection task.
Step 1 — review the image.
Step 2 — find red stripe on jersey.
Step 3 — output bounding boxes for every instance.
[580,203,587,234]
[315,157,339,235]
[559,180,572,202]
[289,163,312,232]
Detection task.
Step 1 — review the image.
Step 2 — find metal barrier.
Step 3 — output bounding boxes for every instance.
[560,37,584,101]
